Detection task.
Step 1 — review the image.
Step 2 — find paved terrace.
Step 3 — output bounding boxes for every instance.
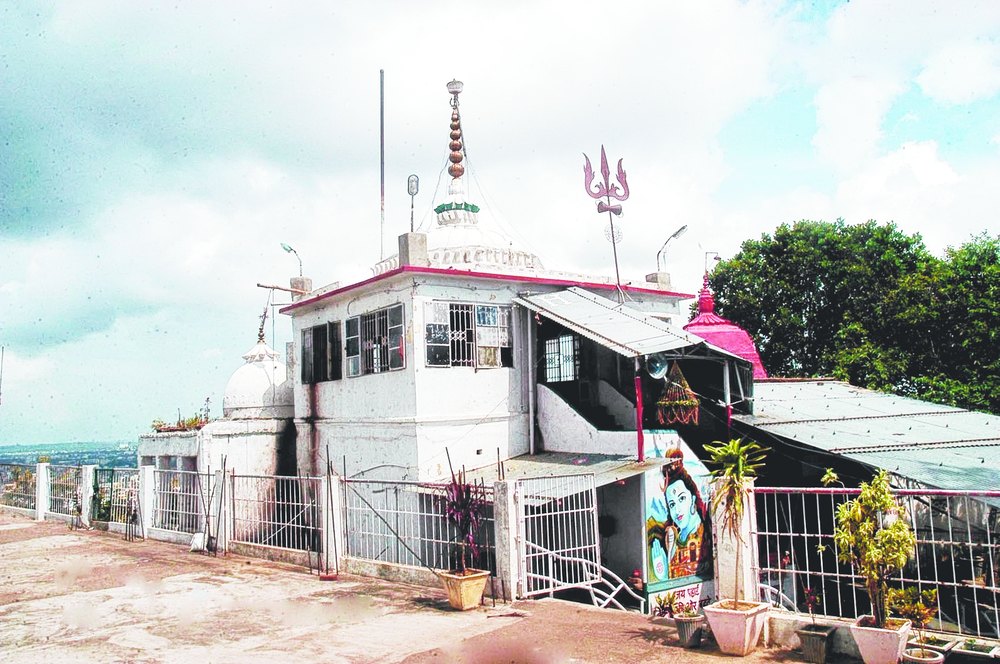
[1,510,843,663]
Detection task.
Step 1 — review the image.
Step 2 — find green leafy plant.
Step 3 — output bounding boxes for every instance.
[962,638,994,654]
[889,587,937,651]
[833,469,916,629]
[676,604,700,618]
[704,437,768,606]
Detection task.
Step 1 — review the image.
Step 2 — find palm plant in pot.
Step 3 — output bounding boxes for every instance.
[437,464,491,611]
[834,469,916,664]
[702,437,771,656]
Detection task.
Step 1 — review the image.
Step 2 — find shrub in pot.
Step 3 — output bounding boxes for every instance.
[797,586,836,664]
[701,438,771,656]
[891,587,949,664]
[437,465,491,610]
[673,605,706,648]
[834,469,916,664]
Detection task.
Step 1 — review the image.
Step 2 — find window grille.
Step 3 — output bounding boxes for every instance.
[347,304,405,377]
[543,334,579,382]
[424,302,513,369]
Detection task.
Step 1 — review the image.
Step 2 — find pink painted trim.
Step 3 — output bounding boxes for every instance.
[280,264,694,314]
[754,487,1000,498]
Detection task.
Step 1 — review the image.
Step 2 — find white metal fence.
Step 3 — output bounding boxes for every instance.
[152,470,213,534]
[343,478,496,573]
[0,463,36,510]
[516,474,600,598]
[47,465,82,516]
[753,486,1000,638]
[230,474,321,553]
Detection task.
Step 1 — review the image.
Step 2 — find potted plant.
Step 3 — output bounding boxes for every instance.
[436,465,491,611]
[797,586,837,664]
[674,605,706,648]
[890,587,946,663]
[951,638,1000,663]
[834,469,916,664]
[701,437,771,656]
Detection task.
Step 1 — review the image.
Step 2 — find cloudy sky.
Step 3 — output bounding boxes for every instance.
[2,1,999,445]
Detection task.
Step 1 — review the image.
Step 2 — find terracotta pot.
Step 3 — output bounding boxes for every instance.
[902,647,945,663]
[702,600,770,656]
[849,615,911,664]
[437,569,490,611]
[797,623,836,664]
[674,615,705,648]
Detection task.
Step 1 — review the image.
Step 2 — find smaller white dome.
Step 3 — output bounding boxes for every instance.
[223,340,293,419]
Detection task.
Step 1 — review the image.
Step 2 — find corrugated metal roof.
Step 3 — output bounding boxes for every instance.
[514,287,745,362]
[734,380,1000,491]
[463,451,668,500]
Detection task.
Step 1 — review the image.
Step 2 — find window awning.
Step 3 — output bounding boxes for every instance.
[463,452,669,501]
[514,287,747,364]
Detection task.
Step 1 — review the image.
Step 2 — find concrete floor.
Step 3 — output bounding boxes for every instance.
[0,510,832,663]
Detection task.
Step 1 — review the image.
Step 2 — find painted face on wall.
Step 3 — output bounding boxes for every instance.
[666,479,696,535]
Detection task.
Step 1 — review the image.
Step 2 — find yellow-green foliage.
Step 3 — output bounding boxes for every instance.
[834,470,916,628]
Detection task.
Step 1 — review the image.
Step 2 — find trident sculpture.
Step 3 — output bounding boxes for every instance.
[583,145,630,301]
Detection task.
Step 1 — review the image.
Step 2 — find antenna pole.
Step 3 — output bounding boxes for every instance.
[379,69,386,260]
[0,345,4,406]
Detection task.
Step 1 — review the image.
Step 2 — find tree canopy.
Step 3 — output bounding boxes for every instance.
[710,220,999,415]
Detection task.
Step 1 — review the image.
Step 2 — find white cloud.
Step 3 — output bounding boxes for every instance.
[811,77,904,172]
[918,40,1000,104]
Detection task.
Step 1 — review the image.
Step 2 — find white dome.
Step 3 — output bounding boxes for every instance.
[372,177,543,276]
[223,340,293,419]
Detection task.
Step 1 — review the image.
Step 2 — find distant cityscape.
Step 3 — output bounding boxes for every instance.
[0,441,137,468]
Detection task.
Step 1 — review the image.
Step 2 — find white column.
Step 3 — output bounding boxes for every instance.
[35,462,50,521]
[209,469,227,553]
[319,475,343,576]
[138,465,155,536]
[712,477,759,602]
[80,465,97,526]
[492,480,519,601]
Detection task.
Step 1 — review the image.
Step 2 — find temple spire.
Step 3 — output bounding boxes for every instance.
[446,79,465,179]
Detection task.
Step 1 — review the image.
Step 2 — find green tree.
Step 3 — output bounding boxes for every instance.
[711,221,999,415]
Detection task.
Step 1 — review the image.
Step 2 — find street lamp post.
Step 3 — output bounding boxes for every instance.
[280,243,303,277]
[656,224,688,273]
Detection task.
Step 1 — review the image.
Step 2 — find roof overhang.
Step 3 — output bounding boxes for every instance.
[463,451,669,501]
[279,265,694,315]
[514,287,748,365]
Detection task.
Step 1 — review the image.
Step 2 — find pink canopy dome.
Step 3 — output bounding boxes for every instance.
[684,275,768,379]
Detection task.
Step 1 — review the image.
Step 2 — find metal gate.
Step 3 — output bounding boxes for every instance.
[516,473,601,598]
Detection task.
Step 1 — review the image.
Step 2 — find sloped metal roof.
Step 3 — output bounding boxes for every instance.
[734,380,1000,491]
[463,451,669,500]
[514,287,746,363]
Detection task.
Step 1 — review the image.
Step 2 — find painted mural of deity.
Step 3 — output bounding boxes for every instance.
[646,449,713,587]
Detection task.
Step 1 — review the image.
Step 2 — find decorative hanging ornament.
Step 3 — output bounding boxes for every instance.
[656,362,700,426]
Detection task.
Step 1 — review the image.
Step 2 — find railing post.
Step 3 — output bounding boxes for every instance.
[493,480,519,601]
[209,469,227,553]
[139,465,155,536]
[80,465,96,526]
[319,475,342,576]
[35,462,50,521]
[713,477,760,603]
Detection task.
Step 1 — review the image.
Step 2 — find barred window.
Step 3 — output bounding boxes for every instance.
[543,334,579,382]
[425,302,513,368]
[347,303,405,377]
